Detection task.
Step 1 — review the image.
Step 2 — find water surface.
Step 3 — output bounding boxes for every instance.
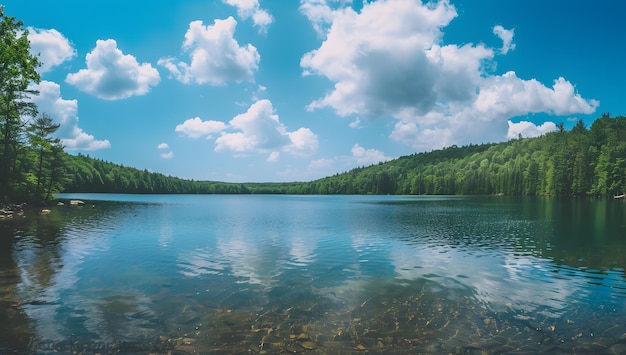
[1,194,625,353]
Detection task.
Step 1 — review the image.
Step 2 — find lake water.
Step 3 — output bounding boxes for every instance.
[1,194,626,354]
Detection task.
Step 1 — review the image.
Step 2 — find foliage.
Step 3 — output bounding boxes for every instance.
[286,114,626,197]
[62,153,295,194]
[61,114,626,197]
[0,6,49,203]
[27,113,65,201]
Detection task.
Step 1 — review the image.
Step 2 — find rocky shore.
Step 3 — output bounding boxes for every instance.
[0,200,88,220]
[0,203,30,220]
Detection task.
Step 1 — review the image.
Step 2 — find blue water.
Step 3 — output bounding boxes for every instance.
[1,194,625,353]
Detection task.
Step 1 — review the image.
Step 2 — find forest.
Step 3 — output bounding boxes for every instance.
[59,114,626,198]
[2,7,625,203]
[286,115,626,196]
[62,153,293,195]
[0,8,65,204]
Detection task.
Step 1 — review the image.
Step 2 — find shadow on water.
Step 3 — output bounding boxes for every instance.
[0,222,34,353]
[0,207,70,353]
[0,201,154,354]
[386,196,626,277]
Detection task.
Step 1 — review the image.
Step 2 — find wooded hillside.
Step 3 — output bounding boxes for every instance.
[286,114,626,197]
[62,114,626,197]
[63,154,293,195]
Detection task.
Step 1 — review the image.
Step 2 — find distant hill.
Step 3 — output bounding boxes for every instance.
[63,114,626,197]
[63,154,293,194]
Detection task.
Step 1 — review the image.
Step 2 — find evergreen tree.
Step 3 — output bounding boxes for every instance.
[0,6,41,201]
[27,113,62,201]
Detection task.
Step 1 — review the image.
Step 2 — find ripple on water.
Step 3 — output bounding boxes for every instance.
[3,194,626,353]
[177,248,226,278]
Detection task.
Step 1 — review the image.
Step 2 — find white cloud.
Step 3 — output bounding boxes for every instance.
[157,143,173,159]
[351,144,392,165]
[286,128,319,156]
[251,9,274,32]
[27,27,76,73]
[301,0,459,118]
[66,39,160,100]
[223,0,274,33]
[175,117,228,139]
[158,17,259,85]
[493,25,515,54]
[160,151,174,159]
[299,0,337,35]
[349,117,361,128]
[301,0,599,151]
[473,72,599,119]
[215,99,291,152]
[215,99,319,157]
[299,0,354,35]
[507,120,557,139]
[267,151,280,162]
[390,122,454,151]
[29,81,111,151]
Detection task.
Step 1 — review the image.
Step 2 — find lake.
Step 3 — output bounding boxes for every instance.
[1,194,625,353]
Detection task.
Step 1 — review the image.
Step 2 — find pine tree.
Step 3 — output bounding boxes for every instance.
[27,113,61,201]
[0,6,41,201]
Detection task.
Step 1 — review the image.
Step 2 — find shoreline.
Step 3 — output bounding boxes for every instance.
[0,199,93,221]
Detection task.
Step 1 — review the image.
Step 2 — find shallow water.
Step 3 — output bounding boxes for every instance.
[1,194,626,353]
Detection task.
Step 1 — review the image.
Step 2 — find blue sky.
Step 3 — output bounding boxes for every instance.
[4,0,624,182]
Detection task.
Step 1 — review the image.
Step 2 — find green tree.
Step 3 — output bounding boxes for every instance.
[0,6,41,201]
[44,141,66,200]
[570,120,590,196]
[27,113,61,201]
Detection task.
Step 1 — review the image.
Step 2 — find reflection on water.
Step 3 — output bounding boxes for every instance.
[1,194,626,353]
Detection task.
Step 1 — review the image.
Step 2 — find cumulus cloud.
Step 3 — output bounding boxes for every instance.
[214,99,318,157]
[301,0,459,118]
[299,0,338,35]
[351,144,392,165]
[160,151,174,159]
[473,72,598,119]
[66,39,160,100]
[29,81,111,151]
[27,27,76,73]
[175,117,228,139]
[158,17,260,85]
[301,0,598,151]
[507,120,557,139]
[390,122,454,151]
[223,0,274,33]
[157,143,169,149]
[493,25,515,54]
[285,127,319,156]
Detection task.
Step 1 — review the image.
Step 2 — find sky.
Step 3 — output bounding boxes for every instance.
[3,0,624,182]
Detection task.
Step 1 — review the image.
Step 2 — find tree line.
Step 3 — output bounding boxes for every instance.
[286,114,626,197]
[62,114,626,198]
[63,153,293,195]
